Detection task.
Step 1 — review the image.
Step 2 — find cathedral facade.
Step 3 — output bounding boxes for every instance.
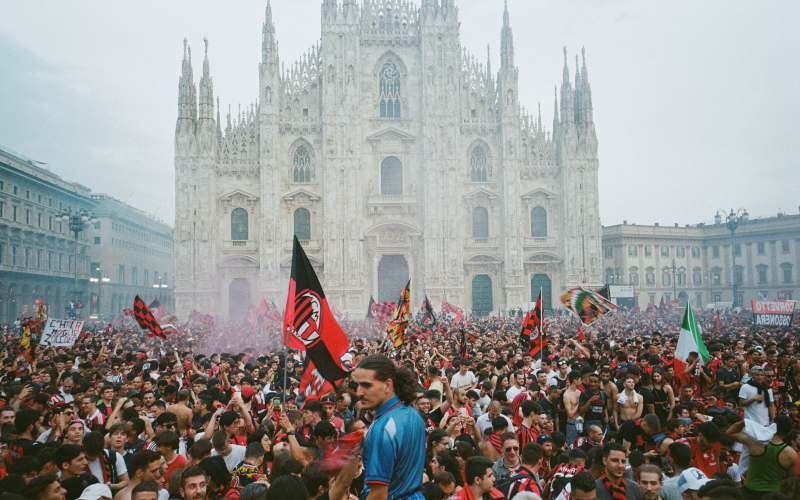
[174,0,603,322]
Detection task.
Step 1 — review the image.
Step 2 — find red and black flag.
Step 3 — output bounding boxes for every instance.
[458,329,468,358]
[133,295,167,340]
[368,298,395,323]
[148,299,164,321]
[422,296,437,326]
[366,296,376,320]
[520,294,547,357]
[442,301,464,323]
[121,308,135,317]
[283,237,350,383]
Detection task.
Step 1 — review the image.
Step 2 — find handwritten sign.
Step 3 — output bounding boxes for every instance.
[39,319,85,347]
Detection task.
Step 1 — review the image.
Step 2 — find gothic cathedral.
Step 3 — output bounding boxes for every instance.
[174,0,602,322]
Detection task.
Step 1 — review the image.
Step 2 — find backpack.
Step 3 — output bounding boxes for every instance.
[495,468,534,498]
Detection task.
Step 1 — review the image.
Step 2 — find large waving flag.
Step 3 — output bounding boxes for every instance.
[134,295,167,339]
[148,299,164,321]
[520,294,547,357]
[442,301,464,323]
[283,237,350,383]
[560,287,617,325]
[387,279,411,349]
[13,322,34,376]
[674,301,709,386]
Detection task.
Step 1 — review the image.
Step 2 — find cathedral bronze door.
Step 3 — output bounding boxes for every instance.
[378,255,408,303]
[531,274,552,312]
[228,278,251,323]
[472,275,493,316]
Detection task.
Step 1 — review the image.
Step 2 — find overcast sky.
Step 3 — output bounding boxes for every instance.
[1,0,798,227]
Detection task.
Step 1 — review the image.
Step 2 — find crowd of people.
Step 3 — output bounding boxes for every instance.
[0,304,799,500]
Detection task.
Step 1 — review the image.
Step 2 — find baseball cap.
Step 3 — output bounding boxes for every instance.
[677,468,710,493]
[77,483,113,500]
[341,353,354,364]
[750,365,764,374]
[320,395,336,405]
[240,387,256,399]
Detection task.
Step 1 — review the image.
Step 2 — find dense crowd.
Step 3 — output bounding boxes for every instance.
[0,305,799,500]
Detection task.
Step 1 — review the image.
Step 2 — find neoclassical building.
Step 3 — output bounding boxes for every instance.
[173,0,603,322]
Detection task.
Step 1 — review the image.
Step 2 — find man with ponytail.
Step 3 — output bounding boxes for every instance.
[354,354,425,500]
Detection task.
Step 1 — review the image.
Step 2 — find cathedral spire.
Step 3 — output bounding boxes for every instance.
[581,47,594,124]
[560,46,574,129]
[553,85,559,139]
[198,37,214,121]
[178,38,197,122]
[500,0,514,69]
[262,0,277,65]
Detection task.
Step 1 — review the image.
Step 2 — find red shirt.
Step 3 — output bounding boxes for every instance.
[680,437,721,478]
[163,454,186,485]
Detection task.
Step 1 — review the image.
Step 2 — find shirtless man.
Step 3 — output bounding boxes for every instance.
[166,389,193,435]
[563,371,582,448]
[614,375,643,429]
[600,367,619,403]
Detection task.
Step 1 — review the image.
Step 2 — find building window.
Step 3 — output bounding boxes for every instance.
[12,246,17,266]
[696,293,703,306]
[472,206,489,239]
[37,213,41,227]
[734,267,744,286]
[531,207,547,238]
[605,246,613,259]
[786,292,793,301]
[662,271,671,286]
[693,271,702,286]
[37,250,42,268]
[58,254,62,271]
[733,244,742,256]
[0,201,3,218]
[231,208,248,241]
[605,268,614,284]
[692,247,700,258]
[94,221,101,229]
[757,242,765,255]
[712,270,721,285]
[25,248,30,267]
[630,272,639,286]
[783,240,790,253]
[293,144,312,182]
[629,245,637,257]
[25,190,29,199]
[676,246,685,258]
[0,244,3,264]
[293,208,311,240]
[49,216,52,230]
[380,156,403,195]
[664,294,671,302]
[757,266,768,284]
[379,61,401,118]
[144,269,149,287]
[649,294,656,304]
[677,269,686,286]
[132,267,138,286]
[644,246,652,257]
[713,246,720,258]
[119,265,125,285]
[646,272,655,286]
[661,246,669,258]
[783,265,793,283]
[13,186,17,195]
[94,237,101,244]
[25,210,30,225]
[12,206,17,221]
[470,146,488,181]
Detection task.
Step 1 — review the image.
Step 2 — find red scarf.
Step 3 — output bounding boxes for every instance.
[602,473,627,500]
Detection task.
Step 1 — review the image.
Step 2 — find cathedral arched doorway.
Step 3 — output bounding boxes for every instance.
[472,275,493,316]
[378,255,408,303]
[531,274,552,312]
[678,291,689,307]
[229,278,251,324]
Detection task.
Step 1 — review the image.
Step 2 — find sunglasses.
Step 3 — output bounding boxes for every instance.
[504,446,519,452]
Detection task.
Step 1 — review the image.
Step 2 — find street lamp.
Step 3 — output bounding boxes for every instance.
[57,207,97,303]
[714,208,748,307]
[89,273,111,315]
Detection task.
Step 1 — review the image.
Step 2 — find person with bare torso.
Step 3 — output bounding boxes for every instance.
[614,374,643,429]
[563,371,582,448]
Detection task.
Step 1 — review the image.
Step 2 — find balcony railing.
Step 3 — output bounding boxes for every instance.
[466,237,498,247]
[223,240,258,254]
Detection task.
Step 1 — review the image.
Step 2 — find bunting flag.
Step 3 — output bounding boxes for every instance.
[422,296,437,326]
[148,299,164,321]
[133,295,167,339]
[386,279,411,349]
[13,323,33,377]
[560,287,617,325]
[442,301,464,323]
[674,301,709,386]
[283,236,350,384]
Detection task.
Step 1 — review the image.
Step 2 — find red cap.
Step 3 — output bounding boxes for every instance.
[321,395,336,405]
[240,387,256,399]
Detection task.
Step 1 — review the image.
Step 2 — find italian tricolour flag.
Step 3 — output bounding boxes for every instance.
[674,301,709,385]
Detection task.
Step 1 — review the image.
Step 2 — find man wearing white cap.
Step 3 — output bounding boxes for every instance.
[77,484,113,500]
[676,468,710,500]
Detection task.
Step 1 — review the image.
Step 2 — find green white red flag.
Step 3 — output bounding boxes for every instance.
[674,301,709,385]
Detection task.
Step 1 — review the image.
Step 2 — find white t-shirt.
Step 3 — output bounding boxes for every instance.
[450,371,476,391]
[506,385,524,401]
[738,384,773,426]
[211,444,246,472]
[86,450,128,483]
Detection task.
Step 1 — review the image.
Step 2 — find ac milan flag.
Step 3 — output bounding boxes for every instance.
[148,299,164,321]
[387,279,411,349]
[459,330,468,358]
[134,295,167,339]
[283,237,350,383]
[520,294,547,357]
[442,301,464,323]
[299,360,336,404]
[422,296,437,326]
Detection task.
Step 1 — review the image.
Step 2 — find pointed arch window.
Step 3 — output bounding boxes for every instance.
[381,156,403,195]
[473,207,489,239]
[294,208,311,240]
[293,144,312,182]
[379,62,401,118]
[231,208,248,241]
[470,146,488,181]
[531,206,547,237]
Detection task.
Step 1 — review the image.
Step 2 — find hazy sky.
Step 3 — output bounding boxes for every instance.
[1,0,798,227]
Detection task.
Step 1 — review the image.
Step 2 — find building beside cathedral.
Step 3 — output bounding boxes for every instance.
[174,0,603,322]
